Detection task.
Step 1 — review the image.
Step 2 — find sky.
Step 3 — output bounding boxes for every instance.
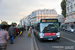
[0,0,62,24]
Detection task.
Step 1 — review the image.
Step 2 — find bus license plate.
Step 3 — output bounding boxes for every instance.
[48,38,53,40]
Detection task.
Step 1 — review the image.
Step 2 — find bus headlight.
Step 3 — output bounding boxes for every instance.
[56,32,60,37]
[39,33,44,38]
[40,33,44,36]
[40,36,43,38]
[57,35,60,37]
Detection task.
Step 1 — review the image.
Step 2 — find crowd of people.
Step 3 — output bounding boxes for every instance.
[0,24,32,50]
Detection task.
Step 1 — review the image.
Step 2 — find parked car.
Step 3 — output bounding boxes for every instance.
[66,27,75,33]
[70,27,75,33]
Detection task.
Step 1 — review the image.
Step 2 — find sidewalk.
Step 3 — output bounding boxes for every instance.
[7,31,32,50]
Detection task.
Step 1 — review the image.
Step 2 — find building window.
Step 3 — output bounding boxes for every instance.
[46,12,48,14]
[71,6,73,12]
[44,12,45,14]
[72,15,74,19]
[70,5,73,12]
[38,12,39,14]
[74,15,75,18]
[74,4,75,7]
[74,16,75,18]
[72,0,74,3]
[38,18,39,20]
[70,16,73,19]
[41,16,42,19]
[49,12,51,14]
[67,7,69,13]
[69,1,70,3]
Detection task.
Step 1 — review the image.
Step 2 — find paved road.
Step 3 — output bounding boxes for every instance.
[35,31,75,50]
[61,31,75,42]
[7,31,31,50]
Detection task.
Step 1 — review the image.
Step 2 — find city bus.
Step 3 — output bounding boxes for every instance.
[33,19,60,41]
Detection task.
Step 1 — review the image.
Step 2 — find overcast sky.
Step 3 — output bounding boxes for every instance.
[0,0,62,24]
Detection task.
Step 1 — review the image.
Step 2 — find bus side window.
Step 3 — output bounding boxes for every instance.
[59,22,60,27]
[36,28,39,31]
[37,24,40,32]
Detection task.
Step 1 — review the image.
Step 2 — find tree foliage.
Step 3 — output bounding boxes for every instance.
[61,0,66,17]
[11,22,17,26]
[1,21,8,25]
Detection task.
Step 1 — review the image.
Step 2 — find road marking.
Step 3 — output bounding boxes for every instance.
[61,36,75,43]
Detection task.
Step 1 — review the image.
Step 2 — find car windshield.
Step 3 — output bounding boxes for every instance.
[40,23,59,33]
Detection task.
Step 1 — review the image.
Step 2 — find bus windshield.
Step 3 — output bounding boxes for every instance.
[40,23,59,33]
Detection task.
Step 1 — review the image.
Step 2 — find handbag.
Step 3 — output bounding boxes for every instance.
[27,33,30,37]
[20,31,22,34]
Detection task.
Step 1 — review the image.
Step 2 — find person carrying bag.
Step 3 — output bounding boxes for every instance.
[27,26,32,37]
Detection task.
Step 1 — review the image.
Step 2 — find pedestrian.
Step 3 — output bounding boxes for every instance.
[16,28,18,36]
[0,25,9,50]
[28,26,32,37]
[8,24,16,44]
[20,27,24,37]
[20,30,23,37]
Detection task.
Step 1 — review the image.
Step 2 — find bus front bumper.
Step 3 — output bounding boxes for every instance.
[39,36,60,40]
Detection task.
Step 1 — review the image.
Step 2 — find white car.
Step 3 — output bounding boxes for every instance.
[70,28,75,33]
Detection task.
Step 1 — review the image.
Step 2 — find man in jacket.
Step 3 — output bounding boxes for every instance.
[8,24,16,44]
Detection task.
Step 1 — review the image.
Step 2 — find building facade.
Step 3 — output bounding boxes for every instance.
[20,17,26,27]
[20,9,64,26]
[57,15,64,23]
[25,15,31,26]
[20,18,24,26]
[65,0,75,25]
[30,9,58,25]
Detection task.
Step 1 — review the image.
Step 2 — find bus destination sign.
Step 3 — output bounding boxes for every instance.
[41,19,58,22]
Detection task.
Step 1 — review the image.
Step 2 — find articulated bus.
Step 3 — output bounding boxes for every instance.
[33,19,60,41]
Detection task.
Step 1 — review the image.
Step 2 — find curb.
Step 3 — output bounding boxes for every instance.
[31,37,34,50]
[31,30,39,50]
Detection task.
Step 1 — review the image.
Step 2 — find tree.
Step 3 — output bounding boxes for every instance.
[61,0,66,17]
[11,22,17,26]
[1,21,8,25]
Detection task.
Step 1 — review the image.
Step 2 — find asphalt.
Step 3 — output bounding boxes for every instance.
[35,31,75,50]
[7,31,32,50]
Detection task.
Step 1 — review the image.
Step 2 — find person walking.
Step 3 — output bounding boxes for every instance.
[0,25,9,50]
[8,24,16,44]
[16,28,18,36]
[28,26,32,37]
[20,27,24,37]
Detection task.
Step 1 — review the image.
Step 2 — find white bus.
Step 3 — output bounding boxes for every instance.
[33,19,60,41]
